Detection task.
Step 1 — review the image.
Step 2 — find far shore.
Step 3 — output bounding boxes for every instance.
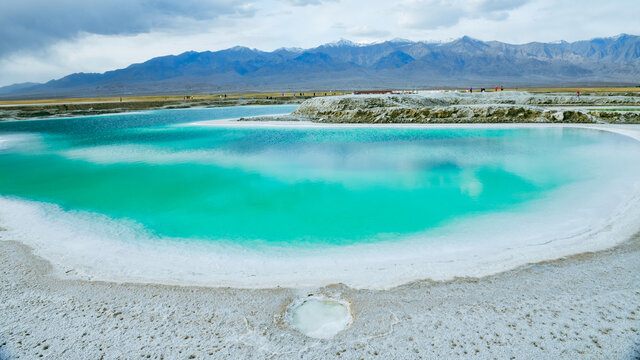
[2,87,639,122]
[0,96,308,122]
[1,87,638,106]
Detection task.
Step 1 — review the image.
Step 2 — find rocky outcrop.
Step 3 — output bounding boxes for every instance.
[291,92,640,124]
[294,105,595,124]
[589,111,640,124]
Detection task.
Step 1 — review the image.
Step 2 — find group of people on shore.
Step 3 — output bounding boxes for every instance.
[468,86,504,93]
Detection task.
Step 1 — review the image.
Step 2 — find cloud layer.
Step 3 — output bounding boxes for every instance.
[0,0,251,57]
[0,0,639,87]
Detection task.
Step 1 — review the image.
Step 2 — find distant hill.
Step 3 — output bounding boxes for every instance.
[2,34,640,98]
[0,82,42,95]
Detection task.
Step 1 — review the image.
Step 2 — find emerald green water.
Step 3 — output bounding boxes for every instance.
[1,106,640,248]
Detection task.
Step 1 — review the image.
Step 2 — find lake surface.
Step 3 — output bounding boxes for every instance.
[2,106,640,287]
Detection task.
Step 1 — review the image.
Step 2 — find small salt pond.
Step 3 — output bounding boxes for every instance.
[2,107,640,288]
[287,296,352,339]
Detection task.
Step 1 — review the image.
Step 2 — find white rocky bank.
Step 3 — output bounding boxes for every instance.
[290,92,640,124]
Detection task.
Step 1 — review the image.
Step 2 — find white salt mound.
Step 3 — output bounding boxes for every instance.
[287,296,352,339]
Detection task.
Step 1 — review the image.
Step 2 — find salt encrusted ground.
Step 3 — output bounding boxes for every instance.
[282,92,640,124]
[1,234,639,359]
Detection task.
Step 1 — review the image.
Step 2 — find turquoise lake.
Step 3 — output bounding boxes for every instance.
[2,105,640,250]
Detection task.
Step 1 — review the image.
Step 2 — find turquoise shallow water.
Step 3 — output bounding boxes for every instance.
[2,106,640,249]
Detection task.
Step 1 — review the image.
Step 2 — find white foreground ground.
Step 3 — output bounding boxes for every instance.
[1,237,639,359]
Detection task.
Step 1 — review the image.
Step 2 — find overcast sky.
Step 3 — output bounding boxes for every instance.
[0,0,638,86]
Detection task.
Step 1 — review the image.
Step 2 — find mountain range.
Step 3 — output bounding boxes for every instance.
[2,34,639,98]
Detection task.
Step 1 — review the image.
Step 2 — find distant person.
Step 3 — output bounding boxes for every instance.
[501,86,504,91]
[495,86,498,92]
[577,90,580,97]
[470,88,473,93]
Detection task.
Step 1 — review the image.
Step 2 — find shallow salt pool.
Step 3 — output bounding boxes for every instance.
[287,296,352,339]
[1,106,640,288]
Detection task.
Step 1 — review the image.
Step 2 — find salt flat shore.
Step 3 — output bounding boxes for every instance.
[2,90,640,123]
[1,232,639,359]
[240,91,640,124]
[0,97,305,121]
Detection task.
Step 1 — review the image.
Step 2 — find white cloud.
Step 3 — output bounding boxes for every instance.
[280,0,339,6]
[396,0,530,29]
[0,0,252,58]
[346,26,391,38]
